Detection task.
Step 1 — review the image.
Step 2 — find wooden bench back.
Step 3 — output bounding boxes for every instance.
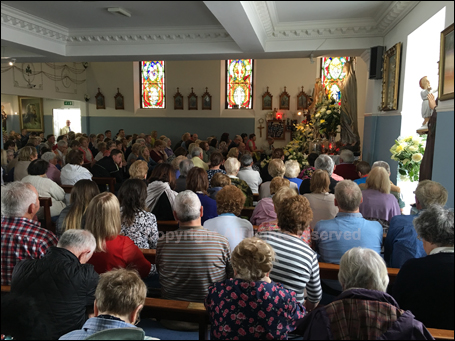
[38,197,55,234]
[318,262,400,284]
[240,206,255,219]
[92,177,116,194]
[60,185,73,194]
[157,220,179,232]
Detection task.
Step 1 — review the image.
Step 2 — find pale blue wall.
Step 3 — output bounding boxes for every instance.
[432,110,454,208]
[362,115,402,183]
[86,117,255,144]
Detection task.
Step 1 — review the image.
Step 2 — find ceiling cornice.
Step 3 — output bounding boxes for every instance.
[1,3,69,43]
[253,1,420,40]
[1,4,233,47]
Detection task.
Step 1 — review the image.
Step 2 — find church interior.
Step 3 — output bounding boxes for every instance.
[1,1,454,339]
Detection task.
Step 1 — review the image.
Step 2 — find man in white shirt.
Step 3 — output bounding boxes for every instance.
[262,137,275,157]
[237,154,262,194]
[60,120,71,135]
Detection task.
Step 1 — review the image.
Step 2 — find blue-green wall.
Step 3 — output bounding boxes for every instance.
[86,117,255,144]
[362,115,402,183]
[432,110,454,208]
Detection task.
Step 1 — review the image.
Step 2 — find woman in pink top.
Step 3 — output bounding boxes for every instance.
[85,192,154,279]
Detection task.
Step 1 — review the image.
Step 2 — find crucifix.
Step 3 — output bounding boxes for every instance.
[258,118,265,138]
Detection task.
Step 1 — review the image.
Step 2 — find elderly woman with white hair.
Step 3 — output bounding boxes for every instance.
[41,151,61,185]
[297,247,433,339]
[224,157,253,207]
[393,206,454,330]
[299,154,339,195]
[284,159,302,190]
[259,159,298,200]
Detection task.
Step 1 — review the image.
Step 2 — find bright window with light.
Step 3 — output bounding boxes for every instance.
[226,59,254,109]
[141,61,165,108]
[321,57,350,104]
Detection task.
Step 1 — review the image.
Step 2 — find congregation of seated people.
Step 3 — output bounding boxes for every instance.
[1,128,453,340]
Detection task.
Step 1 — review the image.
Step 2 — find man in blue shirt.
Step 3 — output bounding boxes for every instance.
[384,180,448,268]
[314,180,382,264]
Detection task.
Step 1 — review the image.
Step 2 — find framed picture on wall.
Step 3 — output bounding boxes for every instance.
[188,88,198,110]
[438,23,454,101]
[381,42,402,111]
[114,88,124,110]
[279,87,290,110]
[297,86,310,110]
[262,87,273,110]
[266,119,285,140]
[18,96,44,132]
[202,87,212,110]
[174,88,183,110]
[95,88,105,110]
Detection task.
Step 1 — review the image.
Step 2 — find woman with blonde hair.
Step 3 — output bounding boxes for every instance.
[128,160,148,181]
[14,146,38,181]
[304,169,339,229]
[258,196,322,309]
[56,179,100,237]
[85,192,154,278]
[205,237,306,340]
[359,167,400,229]
[226,147,239,159]
[259,159,298,199]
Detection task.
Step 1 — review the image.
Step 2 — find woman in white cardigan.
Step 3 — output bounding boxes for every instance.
[22,159,66,219]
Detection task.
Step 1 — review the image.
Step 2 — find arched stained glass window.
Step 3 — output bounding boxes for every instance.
[141,61,165,109]
[226,59,254,109]
[321,57,350,104]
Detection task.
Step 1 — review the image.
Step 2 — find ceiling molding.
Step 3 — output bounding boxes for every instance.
[255,1,419,40]
[1,4,69,43]
[375,1,420,35]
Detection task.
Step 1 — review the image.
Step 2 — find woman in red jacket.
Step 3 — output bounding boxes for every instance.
[85,192,154,278]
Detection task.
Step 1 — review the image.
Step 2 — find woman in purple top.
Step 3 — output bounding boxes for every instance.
[186,167,217,225]
[205,237,306,340]
[359,167,401,225]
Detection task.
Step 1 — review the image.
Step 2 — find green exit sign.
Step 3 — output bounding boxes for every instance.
[64,101,73,105]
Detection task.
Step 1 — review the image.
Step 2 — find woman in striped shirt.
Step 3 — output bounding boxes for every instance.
[258,195,322,311]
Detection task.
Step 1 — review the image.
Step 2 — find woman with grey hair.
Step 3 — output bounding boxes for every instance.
[299,154,339,195]
[284,160,302,190]
[297,247,433,339]
[393,205,454,330]
[41,151,61,185]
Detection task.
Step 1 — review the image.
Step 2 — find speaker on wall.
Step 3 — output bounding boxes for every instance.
[369,46,385,80]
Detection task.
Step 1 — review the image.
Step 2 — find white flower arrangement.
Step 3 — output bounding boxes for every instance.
[390,135,426,182]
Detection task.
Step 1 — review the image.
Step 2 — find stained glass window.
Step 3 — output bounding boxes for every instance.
[321,57,350,104]
[226,59,253,109]
[141,61,165,109]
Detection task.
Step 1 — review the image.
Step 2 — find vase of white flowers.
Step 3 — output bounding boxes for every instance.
[390,135,426,182]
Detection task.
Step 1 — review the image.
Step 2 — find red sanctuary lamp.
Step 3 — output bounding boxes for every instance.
[276,112,283,120]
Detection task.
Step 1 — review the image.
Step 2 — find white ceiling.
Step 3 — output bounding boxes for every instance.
[1,1,419,63]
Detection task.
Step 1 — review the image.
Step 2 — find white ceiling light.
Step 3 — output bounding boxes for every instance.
[107,7,131,17]
[8,58,16,66]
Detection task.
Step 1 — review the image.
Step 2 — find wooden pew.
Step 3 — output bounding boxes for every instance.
[318,262,400,284]
[1,284,453,340]
[157,220,179,232]
[60,185,73,194]
[141,249,156,264]
[253,193,259,202]
[92,177,116,194]
[142,297,210,340]
[38,197,55,234]
[427,328,455,340]
[240,206,255,219]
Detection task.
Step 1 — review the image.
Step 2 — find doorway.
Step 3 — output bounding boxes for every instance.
[53,108,82,137]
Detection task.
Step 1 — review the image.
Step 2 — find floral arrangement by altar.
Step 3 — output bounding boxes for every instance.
[390,135,426,182]
[313,97,341,137]
[284,139,308,169]
[260,140,309,170]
